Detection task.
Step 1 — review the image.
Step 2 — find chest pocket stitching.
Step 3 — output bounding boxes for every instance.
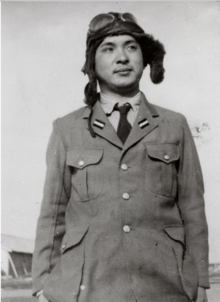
[66,148,104,202]
[66,148,103,169]
[144,143,180,197]
[145,143,179,164]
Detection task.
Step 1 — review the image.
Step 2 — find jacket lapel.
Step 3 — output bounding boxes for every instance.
[83,94,159,151]
[123,94,159,152]
[83,101,123,149]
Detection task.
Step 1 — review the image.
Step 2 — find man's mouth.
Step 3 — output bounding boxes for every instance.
[114,68,132,74]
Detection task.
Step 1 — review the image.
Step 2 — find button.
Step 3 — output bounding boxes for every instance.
[164,154,169,160]
[79,160,84,166]
[121,164,128,171]
[62,244,66,249]
[123,193,130,200]
[123,225,130,233]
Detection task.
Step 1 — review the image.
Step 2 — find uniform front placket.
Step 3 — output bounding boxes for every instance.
[118,151,138,301]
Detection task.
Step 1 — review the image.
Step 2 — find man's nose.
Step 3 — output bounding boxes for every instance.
[115,48,129,64]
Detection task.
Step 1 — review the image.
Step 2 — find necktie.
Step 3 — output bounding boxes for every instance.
[115,103,132,144]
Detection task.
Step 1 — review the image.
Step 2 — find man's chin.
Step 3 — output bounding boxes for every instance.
[113,82,138,92]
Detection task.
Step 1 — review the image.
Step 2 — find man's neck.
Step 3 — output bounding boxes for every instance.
[99,89,140,104]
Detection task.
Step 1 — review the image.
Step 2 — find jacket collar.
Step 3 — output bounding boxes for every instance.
[83,93,159,150]
[83,93,159,118]
[99,91,142,116]
[83,100,123,148]
[122,93,159,152]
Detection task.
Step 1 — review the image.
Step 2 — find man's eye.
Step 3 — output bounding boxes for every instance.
[103,47,113,52]
[128,45,137,50]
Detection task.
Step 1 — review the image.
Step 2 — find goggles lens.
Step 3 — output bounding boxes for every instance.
[120,13,137,23]
[89,13,138,32]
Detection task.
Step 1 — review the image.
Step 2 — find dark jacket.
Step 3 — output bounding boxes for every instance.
[32,94,209,302]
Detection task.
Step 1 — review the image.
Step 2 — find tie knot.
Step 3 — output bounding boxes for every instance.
[115,103,131,115]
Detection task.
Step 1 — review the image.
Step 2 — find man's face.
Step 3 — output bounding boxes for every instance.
[95,35,144,95]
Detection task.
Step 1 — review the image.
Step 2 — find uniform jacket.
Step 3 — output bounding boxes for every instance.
[32,94,209,302]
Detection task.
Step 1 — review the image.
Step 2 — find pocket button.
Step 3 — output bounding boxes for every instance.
[123,193,130,200]
[78,160,84,166]
[164,154,169,160]
[123,225,130,233]
[121,164,128,171]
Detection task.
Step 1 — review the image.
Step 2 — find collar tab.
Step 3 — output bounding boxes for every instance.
[138,118,149,129]
[93,119,105,129]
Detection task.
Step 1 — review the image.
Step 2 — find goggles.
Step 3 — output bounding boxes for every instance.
[88,13,138,33]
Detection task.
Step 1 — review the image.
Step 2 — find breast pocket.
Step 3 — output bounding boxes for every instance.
[66,148,104,202]
[144,143,179,197]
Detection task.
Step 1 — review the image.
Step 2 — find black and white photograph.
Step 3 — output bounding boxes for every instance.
[1,1,220,302]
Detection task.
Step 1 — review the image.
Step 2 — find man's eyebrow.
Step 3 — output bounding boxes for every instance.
[124,40,138,45]
[100,40,138,48]
[100,42,115,48]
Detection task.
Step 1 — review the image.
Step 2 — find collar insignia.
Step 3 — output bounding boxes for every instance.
[93,119,105,129]
[138,119,149,129]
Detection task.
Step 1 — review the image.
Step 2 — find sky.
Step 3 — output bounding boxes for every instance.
[1,2,220,263]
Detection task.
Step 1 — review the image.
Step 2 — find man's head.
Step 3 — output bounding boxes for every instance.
[82,12,166,107]
[95,34,144,96]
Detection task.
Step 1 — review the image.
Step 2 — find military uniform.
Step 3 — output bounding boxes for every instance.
[32,94,209,302]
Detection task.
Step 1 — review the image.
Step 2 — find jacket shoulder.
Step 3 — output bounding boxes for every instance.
[50,106,88,146]
[53,106,87,130]
[58,106,87,124]
[153,104,186,124]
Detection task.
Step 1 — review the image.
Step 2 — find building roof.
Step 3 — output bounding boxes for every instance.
[1,234,35,254]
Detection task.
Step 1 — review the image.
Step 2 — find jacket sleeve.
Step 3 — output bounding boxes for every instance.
[177,115,210,289]
[32,120,71,296]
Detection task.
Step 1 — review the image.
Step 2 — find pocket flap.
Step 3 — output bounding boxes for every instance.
[61,226,89,254]
[66,148,103,169]
[145,144,179,164]
[163,225,185,245]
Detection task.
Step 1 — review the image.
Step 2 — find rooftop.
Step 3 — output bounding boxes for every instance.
[1,234,35,254]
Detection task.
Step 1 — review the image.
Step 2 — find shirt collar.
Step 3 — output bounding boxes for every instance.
[100,91,142,115]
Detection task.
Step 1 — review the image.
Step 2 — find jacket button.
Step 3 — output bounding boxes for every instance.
[164,154,169,160]
[123,225,130,233]
[121,164,128,171]
[123,193,130,200]
[79,160,84,166]
[62,244,66,249]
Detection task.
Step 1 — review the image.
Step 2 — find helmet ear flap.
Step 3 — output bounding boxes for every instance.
[148,38,166,84]
[84,78,98,107]
[150,61,165,84]
[83,40,102,139]
[83,38,104,107]
[135,34,166,84]
[84,43,98,107]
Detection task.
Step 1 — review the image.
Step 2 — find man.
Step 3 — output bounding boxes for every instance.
[32,12,209,302]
